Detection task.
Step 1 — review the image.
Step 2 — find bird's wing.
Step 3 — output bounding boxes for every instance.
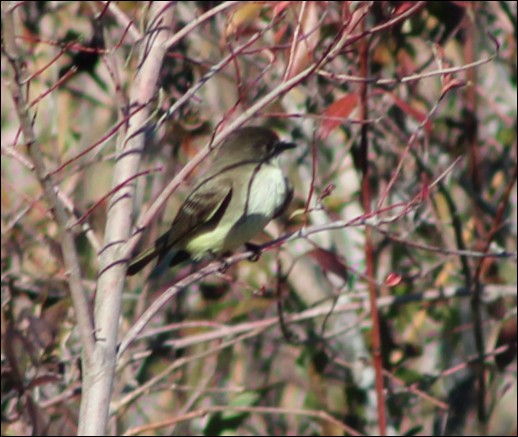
[154,179,233,263]
[127,179,233,275]
[171,178,233,237]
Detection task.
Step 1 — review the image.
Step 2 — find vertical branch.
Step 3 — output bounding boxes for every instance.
[464,2,487,426]
[1,3,95,365]
[77,3,175,435]
[358,17,387,436]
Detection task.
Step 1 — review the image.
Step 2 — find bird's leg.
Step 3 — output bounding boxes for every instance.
[218,258,230,273]
[245,242,262,262]
[208,250,230,273]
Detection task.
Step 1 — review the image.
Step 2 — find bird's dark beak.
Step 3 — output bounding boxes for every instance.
[276,141,297,152]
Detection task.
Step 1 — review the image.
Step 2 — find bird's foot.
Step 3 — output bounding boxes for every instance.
[245,242,262,262]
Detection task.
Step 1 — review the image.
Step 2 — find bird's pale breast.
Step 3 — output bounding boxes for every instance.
[185,162,288,258]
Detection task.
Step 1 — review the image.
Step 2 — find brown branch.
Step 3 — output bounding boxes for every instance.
[123,405,363,436]
[2,2,95,365]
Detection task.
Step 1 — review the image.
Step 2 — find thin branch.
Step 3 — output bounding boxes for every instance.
[2,1,95,364]
[126,283,516,354]
[358,12,387,434]
[123,405,363,436]
[117,184,516,358]
[164,1,240,50]
[316,38,498,85]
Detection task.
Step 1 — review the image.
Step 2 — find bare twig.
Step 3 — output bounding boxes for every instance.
[123,405,363,436]
[2,2,95,365]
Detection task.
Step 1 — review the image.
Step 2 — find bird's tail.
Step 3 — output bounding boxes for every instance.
[127,246,158,276]
[127,239,191,276]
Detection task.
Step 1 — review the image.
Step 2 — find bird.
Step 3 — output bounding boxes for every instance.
[127,126,296,276]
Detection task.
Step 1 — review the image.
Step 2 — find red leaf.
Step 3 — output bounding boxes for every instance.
[392,2,415,16]
[440,78,467,99]
[384,272,402,287]
[419,181,430,201]
[272,1,293,17]
[319,93,359,140]
[391,94,433,135]
[308,248,348,281]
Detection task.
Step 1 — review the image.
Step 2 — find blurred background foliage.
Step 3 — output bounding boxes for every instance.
[1,2,516,435]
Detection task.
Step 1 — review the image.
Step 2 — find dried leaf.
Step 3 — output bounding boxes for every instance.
[285,2,320,79]
[226,3,264,37]
[308,247,348,281]
[319,93,359,140]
